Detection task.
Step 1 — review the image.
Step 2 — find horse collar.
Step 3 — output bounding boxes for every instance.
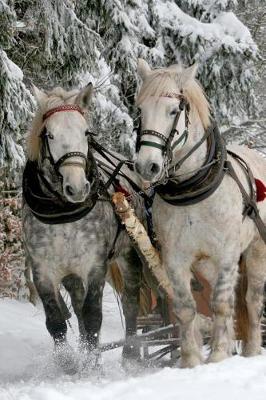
[23,153,100,224]
[156,123,227,206]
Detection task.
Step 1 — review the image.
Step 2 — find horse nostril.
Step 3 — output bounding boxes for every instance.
[65,184,75,196]
[150,163,160,175]
[135,161,142,175]
[84,182,90,194]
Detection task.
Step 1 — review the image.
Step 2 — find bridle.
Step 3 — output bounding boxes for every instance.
[136,92,219,186]
[37,104,100,203]
[136,93,190,164]
[40,104,90,175]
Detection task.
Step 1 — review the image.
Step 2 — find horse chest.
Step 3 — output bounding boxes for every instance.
[23,208,113,281]
[152,193,235,254]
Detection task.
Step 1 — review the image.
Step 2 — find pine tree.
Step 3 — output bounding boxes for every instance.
[147,0,257,125]
[0,0,32,173]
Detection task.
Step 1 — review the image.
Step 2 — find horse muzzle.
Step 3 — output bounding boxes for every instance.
[135,160,162,183]
[61,164,91,203]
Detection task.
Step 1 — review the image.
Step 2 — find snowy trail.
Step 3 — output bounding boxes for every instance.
[1,286,266,400]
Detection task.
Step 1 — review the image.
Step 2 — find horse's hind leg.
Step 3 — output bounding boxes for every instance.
[242,240,266,356]
[62,274,86,339]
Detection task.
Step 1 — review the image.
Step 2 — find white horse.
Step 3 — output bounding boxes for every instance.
[134,59,266,367]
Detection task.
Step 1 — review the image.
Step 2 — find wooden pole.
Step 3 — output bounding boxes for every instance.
[112,192,174,302]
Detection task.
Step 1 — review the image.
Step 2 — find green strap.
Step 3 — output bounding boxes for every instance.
[140,140,165,151]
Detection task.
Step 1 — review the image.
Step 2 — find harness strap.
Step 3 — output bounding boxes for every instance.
[106,217,124,260]
[169,128,211,173]
[103,160,128,191]
[171,129,188,152]
[139,141,165,151]
[225,157,266,244]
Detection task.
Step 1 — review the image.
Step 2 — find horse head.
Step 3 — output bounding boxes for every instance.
[134,59,210,184]
[28,84,96,203]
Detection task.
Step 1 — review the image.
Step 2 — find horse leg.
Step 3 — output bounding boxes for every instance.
[119,249,142,361]
[32,267,77,374]
[242,240,266,356]
[62,274,86,339]
[208,260,238,363]
[170,268,202,368]
[82,267,106,353]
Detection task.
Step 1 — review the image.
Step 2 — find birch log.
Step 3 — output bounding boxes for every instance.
[112,192,174,301]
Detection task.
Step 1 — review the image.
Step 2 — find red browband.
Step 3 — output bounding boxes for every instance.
[43,105,84,121]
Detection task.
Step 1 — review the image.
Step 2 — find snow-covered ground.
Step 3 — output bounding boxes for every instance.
[1,285,266,400]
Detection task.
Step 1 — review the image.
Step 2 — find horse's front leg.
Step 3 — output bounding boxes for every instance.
[32,263,77,374]
[62,274,86,339]
[82,267,106,355]
[208,261,238,363]
[169,266,202,368]
[119,249,142,362]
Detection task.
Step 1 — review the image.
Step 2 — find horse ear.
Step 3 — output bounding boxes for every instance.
[75,83,93,110]
[32,85,47,107]
[137,59,151,80]
[179,64,198,88]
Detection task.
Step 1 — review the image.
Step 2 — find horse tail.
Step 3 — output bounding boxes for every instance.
[108,262,124,294]
[235,255,249,342]
[108,262,154,316]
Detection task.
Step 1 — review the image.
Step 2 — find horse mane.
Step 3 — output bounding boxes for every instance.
[136,67,211,129]
[27,87,79,161]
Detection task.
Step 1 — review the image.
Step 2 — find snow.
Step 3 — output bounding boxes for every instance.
[154,2,256,52]
[1,286,266,400]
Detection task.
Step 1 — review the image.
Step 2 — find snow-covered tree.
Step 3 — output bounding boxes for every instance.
[0,0,32,173]
[147,0,257,125]
[0,0,260,174]
[78,0,258,136]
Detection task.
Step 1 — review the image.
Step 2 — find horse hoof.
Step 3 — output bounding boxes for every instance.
[122,344,141,362]
[54,343,78,375]
[180,354,202,368]
[79,345,103,373]
[242,347,262,357]
[207,350,229,364]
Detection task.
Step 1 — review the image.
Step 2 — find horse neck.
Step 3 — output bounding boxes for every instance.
[171,110,208,182]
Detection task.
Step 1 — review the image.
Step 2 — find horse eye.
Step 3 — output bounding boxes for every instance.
[170,108,178,116]
[47,132,54,140]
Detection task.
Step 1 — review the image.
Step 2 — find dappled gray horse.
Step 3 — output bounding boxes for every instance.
[23,84,143,372]
[134,59,266,367]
